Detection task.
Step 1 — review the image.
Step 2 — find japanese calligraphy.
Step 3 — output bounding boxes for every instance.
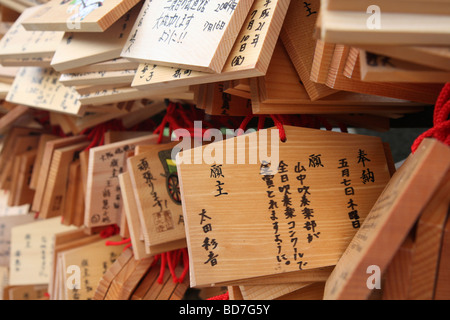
[136,157,173,232]
[199,209,219,267]
[338,158,361,229]
[295,161,320,247]
[94,146,131,225]
[303,2,317,17]
[212,164,228,197]
[229,0,272,69]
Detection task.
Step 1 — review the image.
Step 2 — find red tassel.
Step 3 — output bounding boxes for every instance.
[412,83,450,153]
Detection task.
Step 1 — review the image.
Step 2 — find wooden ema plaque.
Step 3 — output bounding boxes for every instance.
[130,0,290,90]
[118,172,151,260]
[77,85,193,106]
[204,82,252,116]
[279,0,336,101]
[0,5,63,60]
[39,140,90,219]
[121,0,254,73]
[325,0,450,16]
[358,50,450,84]
[317,1,450,46]
[9,217,77,286]
[21,0,141,32]
[6,67,83,116]
[177,126,392,287]
[59,69,136,86]
[357,45,450,73]
[324,138,450,300]
[0,214,36,266]
[85,134,159,228]
[127,142,187,254]
[50,3,142,72]
[60,235,126,300]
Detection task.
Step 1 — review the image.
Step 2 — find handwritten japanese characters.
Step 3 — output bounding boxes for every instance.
[9,217,76,286]
[130,0,290,90]
[177,126,392,287]
[337,150,376,230]
[127,142,187,253]
[324,139,450,300]
[6,67,83,115]
[279,0,336,101]
[85,135,159,228]
[204,82,252,116]
[61,235,125,300]
[0,215,35,267]
[199,208,219,267]
[122,0,255,73]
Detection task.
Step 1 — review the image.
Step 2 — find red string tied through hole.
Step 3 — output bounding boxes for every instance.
[412,83,450,153]
[236,114,287,142]
[155,248,189,284]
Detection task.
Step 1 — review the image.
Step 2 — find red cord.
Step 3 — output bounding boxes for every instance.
[237,114,254,136]
[270,114,287,142]
[167,251,179,283]
[84,126,102,151]
[157,252,167,284]
[178,248,189,283]
[257,116,266,131]
[105,238,131,246]
[100,224,120,238]
[412,83,450,153]
[207,292,229,300]
[236,113,287,142]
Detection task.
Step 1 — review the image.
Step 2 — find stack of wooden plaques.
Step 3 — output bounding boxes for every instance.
[120,0,444,127]
[0,0,442,128]
[0,1,192,118]
[0,0,49,14]
[315,0,450,84]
